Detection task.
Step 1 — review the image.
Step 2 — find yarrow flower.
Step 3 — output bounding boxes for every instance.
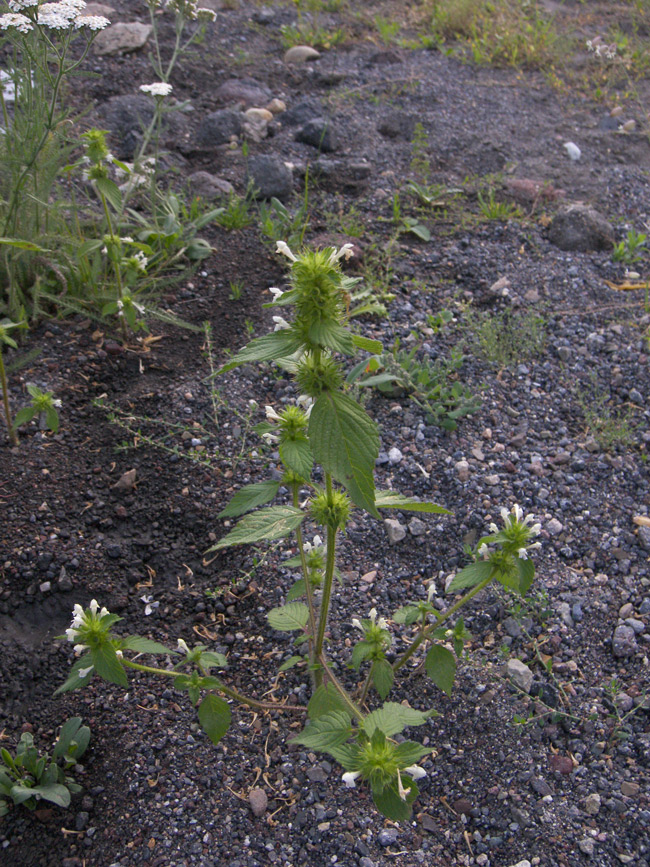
[75,14,110,29]
[140,82,173,97]
[7,0,39,11]
[0,12,33,31]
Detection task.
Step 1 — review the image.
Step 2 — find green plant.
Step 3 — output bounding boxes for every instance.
[228,280,244,301]
[13,383,61,434]
[374,14,400,45]
[215,190,254,231]
[280,0,346,49]
[410,122,432,185]
[258,174,311,249]
[0,717,90,816]
[477,188,522,221]
[464,308,546,367]
[58,243,542,822]
[602,678,648,748]
[612,229,647,264]
[576,377,637,450]
[347,338,480,431]
[0,317,22,445]
[392,192,431,241]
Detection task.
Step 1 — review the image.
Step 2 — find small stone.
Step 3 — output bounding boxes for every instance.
[584,793,601,815]
[266,98,286,114]
[625,618,645,634]
[75,812,89,831]
[196,108,244,148]
[485,474,500,486]
[508,861,531,867]
[387,447,403,464]
[549,754,573,775]
[112,468,137,492]
[619,602,634,618]
[455,460,470,481]
[546,518,564,536]
[58,566,73,591]
[384,519,406,545]
[620,781,640,797]
[506,659,533,693]
[579,838,595,857]
[93,22,151,55]
[453,798,472,815]
[283,45,320,64]
[306,765,328,783]
[638,526,650,551]
[188,171,234,199]
[215,78,272,107]
[360,570,377,584]
[39,581,51,594]
[408,518,427,537]
[248,787,268,817]
[296,117,338,152]
[378,828,398,847]
[420,814,437,832]
[612,624,638,658]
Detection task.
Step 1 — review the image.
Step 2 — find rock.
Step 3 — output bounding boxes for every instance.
[245,107,273,123]
[282,99,323,126]
[215,78,272,107]
[39,581,51,594]
[85,2,114,16]
[508,861,531,867]
[549,754,573,775]
[453,798,472,814]
[377,111,416,140]
[640,597,650,614]
[455,460,470,482]
[546,518,564,536]
[246,154,293,200]
[620,781,640,797]
[58,566,73,591]
[266,98,286,114]
[248,787,268,817]
[547,204,614,252]
[306,765,328,783]
[310,157,371,191]
[283,45,320,64]
[612,624,638,658]
[505,178,565,204]
[506,658,533,693]
[408,518,427,537]
[100,94,153,158]
[584,793,601,815]
[296,117,338,152]
[637,526,650,551]
[112,468,137,492]
[93,22,152,56]
[378,828,398,847]
[188,171,234,199]
[625,617,645,634]
[557,601,573,628]
[420,814,437,832]
[242,113,270,143]
[579,838,595,857]
[388,446,403,464]
[196,109,243,148]
[503,616,522,638]
[384,518,406,545]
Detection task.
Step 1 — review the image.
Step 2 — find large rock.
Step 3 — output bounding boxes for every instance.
[196,109,244,148]
[246,154,292,200]
[547,204,614,252]
[215,78,272,108]
[93,22,151,56]
[296,117,338,152]
[188,171,234,200]
[99,94,187,160]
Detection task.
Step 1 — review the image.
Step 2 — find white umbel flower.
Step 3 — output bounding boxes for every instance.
[0,12,33,30]
[75,14,110,28]
[140,82,173,97]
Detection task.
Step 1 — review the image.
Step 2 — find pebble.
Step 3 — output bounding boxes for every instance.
[408,518,427,536]
[612,624,638,658]
[579,837,595,856]
[387,446,403,464]
[506,659,533,693]
[283,45,320,64]
[585,793,601,815]
[620,781,640,797]
[546,518,564,536]
[248,787,268,817]
[624,617,645,634]
[378,828,398,847]
[384,518,406,545]
[455,459,470,481]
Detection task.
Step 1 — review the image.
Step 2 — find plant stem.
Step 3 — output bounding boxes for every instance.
[317,654,365,723]
[392,575,493,673]
[293,483,317,657]
[121,659,306,713]
[0,349,18,446]
[358,661,375,706]
[314,474,337,686]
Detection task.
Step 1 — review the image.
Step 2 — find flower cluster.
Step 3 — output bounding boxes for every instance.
[140,82,173,97]
[586,36,616,60]
[65,599,110,654]
[0,1,110,30]
[485,503,542,560]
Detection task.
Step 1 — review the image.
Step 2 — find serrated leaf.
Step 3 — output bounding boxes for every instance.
[309,391,379,517]
[267,602,309,632]
[363,702,431,738]
[517,557,535,596]
[447,559,493,593]
[279,439,313,480]
[13,407,35,428]
[375,490,450,514]
[197,694,231,746]
[121,636,176,655]
[198,651,228,670]
[279,655,304,671]
[351,640,373,670]
[351,334,383,354]
[372,659,394,699]
[372,778,419,821]
[290,711,353,752]
[308,683,350,720]
[209,506,305,550]
[308,319,355,354]
[425,644,456,696]
[95,175,122,212]
[394,740,431,765]
[218,480,281,518]
[286,578,306,602]
[218,330,303,374]
[53,656,95,695]
[91,644,127,688]
[393,605,423,626]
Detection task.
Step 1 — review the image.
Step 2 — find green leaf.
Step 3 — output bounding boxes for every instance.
[279,439,313,480]
[91,644,128,688]
[198,650,228,670]
[197,694,231,746]
[308,683,350,720]
[309,391,379,517]
[286,578,306,602]
[363,702,431,737]
[217,480,281,518]
[517,557,535,596]
[308,320,355,355]
[290,711,353,752]
[350,640,373,670]
[375,490,450,514]
[209,506,305,550]
[372,778,419,821]
[52,718,83,760]
[45,406,59,433]
[394,740,431,766]
[0,237,46,251]
[218,331,303,374]
[407,222,431,241]
[447,559,493,593]
[393,605,423,626]
[95,176,123,212]
[121,636,176,655]
[279,655,304,671]
[425,645,456,696]
[12,407,35,428]
[372,659,394,700]
[351,334,383,354]
[30,783,71,809]
[53,656,95,695]
[267,602,309,632]
[10,785,38,806]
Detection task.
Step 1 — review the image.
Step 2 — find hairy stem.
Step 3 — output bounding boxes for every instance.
[0,350,18,446]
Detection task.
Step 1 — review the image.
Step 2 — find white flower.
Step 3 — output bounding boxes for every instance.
[115,649,123,659]
[276,240,297,262]
[351,618,364,631]
[140,82,173,97]
[268,286,284,301]
[78,665,94,679]
[141,594,159,615]
[426,582,436,603]
[296,394,313,413]
[272,315,291,331]
[177,638,190,654]
[261,432,279,444]
[518,547,529,560]
[477,543,489,558]
[7,0,39,10]
[328,243,354,264]
[0,12,33,31]
[488,523,498,534]
[196,6,216,22]
[52,399,62,408]
[396,769,412,801]
[303,535,323,554]
[73,643,88,656]
[75,14,110,29]
[265,405,282,421]
[403,765,427,781]
[342,771,360,788]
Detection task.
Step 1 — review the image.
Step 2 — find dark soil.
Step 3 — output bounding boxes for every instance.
[1,2,650,866]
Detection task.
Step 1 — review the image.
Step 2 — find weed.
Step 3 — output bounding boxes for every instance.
[392,192,431,241]
[477,189,522,221]
[612,229,647,264]
[228,281,244,301]
[374,14,400,45]
[576,376,638,450]
[215,190,254,231]
[464,308,546,367]
[410,122,432,185]
[258,173,311,250]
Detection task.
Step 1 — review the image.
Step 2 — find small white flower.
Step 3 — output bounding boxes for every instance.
[265,405,282,421]
[512,504,523,523]
[0,12,33,31]
[268,287,284,301]
[477,543,489,558]
[115,649,123,659]
[518,547,529,560]
[488,522,498,534]
[403,765,426,781]
[368,607,377,623]
[427,582,436,603]
[75,14,110,29]
[328,243,354,264]
[140,82,173,97]
[396,769,412,801]
[89,599,99,615]
[276,240,297,262]
[52,399,62,408]
[303,535,323,554]
[73,643,89,656]
[351,617,364,631]
[78,665,94,679]
[272,315,291,331]
[7,0,39,10]
[342,771,361,788]
[261,432,279,444]
[529,523,542,537]
[141,594,159,615]
[177,638,190,654]
[196,6,216,22]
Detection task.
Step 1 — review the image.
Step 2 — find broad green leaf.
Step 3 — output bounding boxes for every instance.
[290,711,353,752]
[308,683,350,720]
[408,222,431,241]
[218,331,303,374]
[279,655,304,672]
[363,702,431,738]
[31,783,71,808]
[95,175,122,212]
[286,579,306,602]
[375,490,450,514]
[267,602,309,632]
[308,319,355,355]
[0,237,46,251]
[121,636,176,655]
[517,557,535,596]
[425,645,456,696]
[350,640,373,670]
[279,438,313,480]
[197,650,228,670]
[495,567,520,593]
[10,785,38,806]
[351,334,383,354]
[12,407,35,428]
[447,559,493,593]
[372,659,394,700]
[53,656,95,695]
[393,605,423,626]
[209,506,305,550]
[394,740,431,765]
[91,644,128,688]
[372,778,419,822]
[309,391,379,517]
[52,718,83,759]
[197,694,231,746]
[45,406,59,433]
[218,480,280,518]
